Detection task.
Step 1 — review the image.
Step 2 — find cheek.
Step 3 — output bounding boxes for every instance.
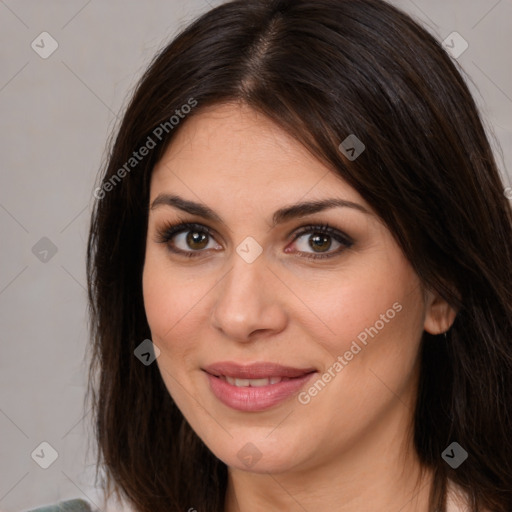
[142,251,201,356]
[289,253,421,353]
[295,248,426,406]
[294,272,425,452]
[318,270,424,401]
[142,253,204,406]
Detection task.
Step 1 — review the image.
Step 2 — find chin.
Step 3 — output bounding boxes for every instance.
[209,435,307,474]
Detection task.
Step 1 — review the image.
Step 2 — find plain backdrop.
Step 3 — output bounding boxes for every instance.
[0,0,511,511]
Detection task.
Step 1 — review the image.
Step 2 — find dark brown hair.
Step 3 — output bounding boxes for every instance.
[86,0,512,510]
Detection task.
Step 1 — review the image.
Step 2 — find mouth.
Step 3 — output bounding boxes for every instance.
[202,361,317,386]
[202,363,318,412]
[210,374,307,387]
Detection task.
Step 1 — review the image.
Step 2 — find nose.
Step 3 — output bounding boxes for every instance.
[210,249,288,342]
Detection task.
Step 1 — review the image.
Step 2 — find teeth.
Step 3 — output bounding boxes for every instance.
[223,376,290,387]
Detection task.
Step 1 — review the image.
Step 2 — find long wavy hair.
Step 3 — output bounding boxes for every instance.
[86,0,512,510]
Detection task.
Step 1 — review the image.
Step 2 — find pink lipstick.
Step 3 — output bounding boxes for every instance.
[202,361,317,412]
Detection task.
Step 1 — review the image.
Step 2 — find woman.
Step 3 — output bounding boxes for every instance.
[32,0,512,510]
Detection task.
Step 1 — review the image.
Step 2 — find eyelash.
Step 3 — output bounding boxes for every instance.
[154,219,354,260]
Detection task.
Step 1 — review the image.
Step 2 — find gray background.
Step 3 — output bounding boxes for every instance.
[0,1,510,511]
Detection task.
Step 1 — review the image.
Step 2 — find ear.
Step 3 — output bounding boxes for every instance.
[423,289,457,335]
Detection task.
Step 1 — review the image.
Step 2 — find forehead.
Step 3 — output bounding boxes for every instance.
[150,102,369,211]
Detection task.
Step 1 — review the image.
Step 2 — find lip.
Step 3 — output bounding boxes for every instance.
[202,361,317,379]
[202,362,317,412]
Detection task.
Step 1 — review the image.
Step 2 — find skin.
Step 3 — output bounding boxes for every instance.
[142,102,457,511]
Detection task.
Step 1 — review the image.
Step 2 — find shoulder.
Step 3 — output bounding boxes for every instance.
[26,499,95,512]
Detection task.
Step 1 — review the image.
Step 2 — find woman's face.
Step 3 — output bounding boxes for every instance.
[142,102,454,475]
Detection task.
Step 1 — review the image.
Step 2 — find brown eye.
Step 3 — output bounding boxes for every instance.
[155,222,220,258]
[290,224,353,260]
[156,221,353,261]
[185,230,209,250]
[308,233,332,252]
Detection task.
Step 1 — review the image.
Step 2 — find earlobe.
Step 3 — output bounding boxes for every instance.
[423,290,458,335]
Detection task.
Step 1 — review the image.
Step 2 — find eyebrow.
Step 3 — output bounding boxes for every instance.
[150,193,371,227]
